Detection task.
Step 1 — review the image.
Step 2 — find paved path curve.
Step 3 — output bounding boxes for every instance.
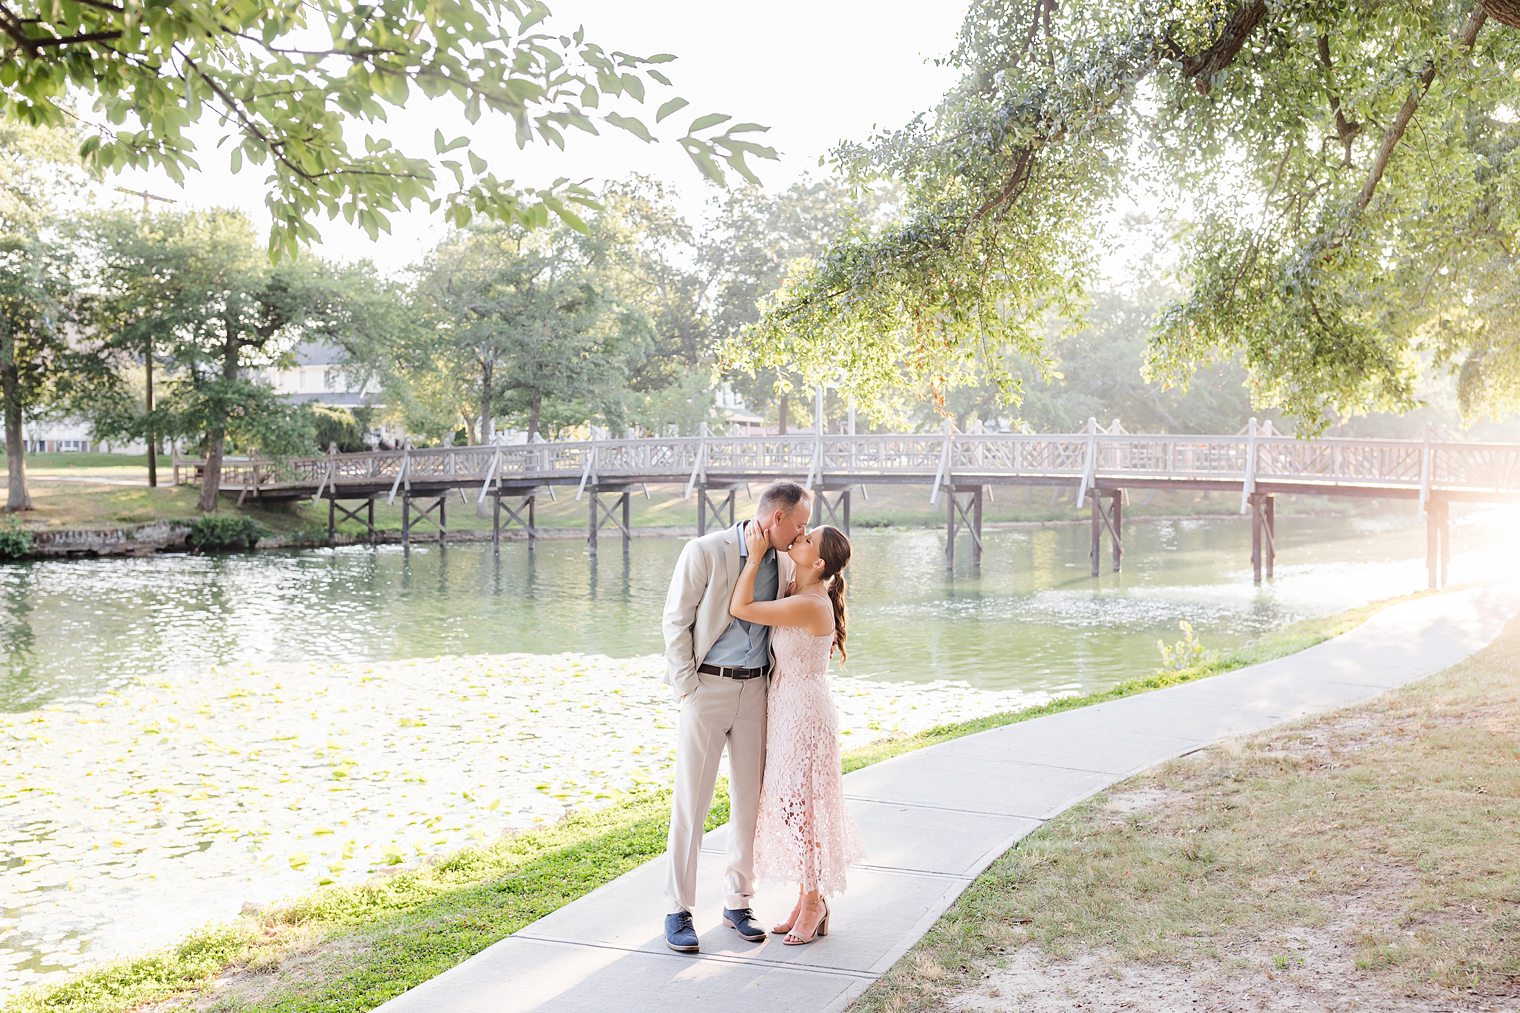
[376,585,1520,1013]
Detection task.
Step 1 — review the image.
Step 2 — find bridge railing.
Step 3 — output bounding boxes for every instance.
[189,430,1520,498]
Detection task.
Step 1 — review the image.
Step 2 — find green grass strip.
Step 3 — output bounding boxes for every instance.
[1,592,1424,1013]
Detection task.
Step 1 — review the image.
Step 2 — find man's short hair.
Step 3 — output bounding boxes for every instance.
[757,481,811,517]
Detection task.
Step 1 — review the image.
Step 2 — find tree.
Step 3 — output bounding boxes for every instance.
[92,209,349,510]
[921,281,1256,433]
[0,1,773,257]
[0,123,120,511]
[406,223,631,442]
[748,1,1520,432]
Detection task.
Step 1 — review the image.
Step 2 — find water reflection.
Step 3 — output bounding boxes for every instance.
[0,506,1511,712]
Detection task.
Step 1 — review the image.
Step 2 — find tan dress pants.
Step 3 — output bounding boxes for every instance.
[663,668,767,914]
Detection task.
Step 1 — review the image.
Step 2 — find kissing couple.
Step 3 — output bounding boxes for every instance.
[660,480,864,952]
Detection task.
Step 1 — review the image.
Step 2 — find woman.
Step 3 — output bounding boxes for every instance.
[729,522,863,945]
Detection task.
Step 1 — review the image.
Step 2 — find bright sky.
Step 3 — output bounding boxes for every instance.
[114,1,973,274]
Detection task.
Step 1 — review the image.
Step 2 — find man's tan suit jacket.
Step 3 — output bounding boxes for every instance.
[662,523,795,702]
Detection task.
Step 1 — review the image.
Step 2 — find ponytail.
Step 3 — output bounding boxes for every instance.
[826,572,848,664]
[815,524,853,664]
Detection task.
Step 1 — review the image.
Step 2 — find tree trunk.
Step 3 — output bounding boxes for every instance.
[480,360,494,444]
[197,331,240,512]
[529,389,542,440]
[145,343,157,487]
[778,390,789,435]
[2,360,31,512]
[198,424,226,512]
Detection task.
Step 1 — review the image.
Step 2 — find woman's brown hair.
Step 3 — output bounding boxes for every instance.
[816,525,852,663]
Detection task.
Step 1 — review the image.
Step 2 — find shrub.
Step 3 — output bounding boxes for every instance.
[0,518,33,560]
[1155,620,1220,674]
[186,515,267,551]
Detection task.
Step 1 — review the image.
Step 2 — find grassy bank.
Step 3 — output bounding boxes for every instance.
[853,614,1520,1012]
[0,594,1416,1013]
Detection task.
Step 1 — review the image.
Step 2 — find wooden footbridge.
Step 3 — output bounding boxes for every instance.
[177,420,1520,588]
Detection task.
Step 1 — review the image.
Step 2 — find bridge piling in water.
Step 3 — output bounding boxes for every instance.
[944,485,984,568]
[588,486,632,555]
[814,486,852,536]
[696,484,736,536]
[1088,489,1124,576]
[326,495,377,547]
[1249,492,1277,583]
[1426,495,1450,589]
[491,487,538,555]
[402,493,446,550]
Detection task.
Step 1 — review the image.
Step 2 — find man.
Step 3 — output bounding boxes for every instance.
[660,480,812,953]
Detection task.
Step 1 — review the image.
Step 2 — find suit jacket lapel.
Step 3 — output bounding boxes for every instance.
[718,524,742,593]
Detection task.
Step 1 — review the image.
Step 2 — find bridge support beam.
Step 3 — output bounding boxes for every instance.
[327,496,377,548]
[588,486,632,555]
[945,485,984,568]
[1249,492,1276,583]
[492,488,538,555]
[402,493,446,550]
[1425,495,1450,590]
[696,484,736,537]
[814,486,852,535]
[1089,488,1123,576]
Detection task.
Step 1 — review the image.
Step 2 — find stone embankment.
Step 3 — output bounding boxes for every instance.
[28,521,188,558]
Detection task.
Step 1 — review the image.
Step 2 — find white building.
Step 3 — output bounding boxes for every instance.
[16,417,145,455]
[262,342,379,411]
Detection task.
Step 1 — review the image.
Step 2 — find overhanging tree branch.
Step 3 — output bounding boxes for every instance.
[1356,4,1488,213]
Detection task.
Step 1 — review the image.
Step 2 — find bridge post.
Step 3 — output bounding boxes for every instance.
[1264,494,1275,579]
[1089,490,1101,577]
[697,484,735,536]
[947,487,957,568]
[327,496,378,548]
[1088,488,1124,575]
[588,486,632,555]
[945,485,983,568]
[1249,492,1277,583]
[1426,495,1450,589]
[402,493,446,551]
[1109,489,1122,572]
[491,490,538,554]
[814,486,852,536]
[588,490,597,555]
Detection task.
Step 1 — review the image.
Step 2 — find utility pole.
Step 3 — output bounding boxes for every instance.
[115,186,176,487]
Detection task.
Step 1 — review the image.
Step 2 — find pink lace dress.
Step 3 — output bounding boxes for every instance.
[753,622,865,896]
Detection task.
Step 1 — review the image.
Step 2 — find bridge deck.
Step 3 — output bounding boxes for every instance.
[182,430,1520,505]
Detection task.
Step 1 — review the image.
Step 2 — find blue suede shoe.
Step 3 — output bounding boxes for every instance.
[664,911,699,953]
[722,906,766,943]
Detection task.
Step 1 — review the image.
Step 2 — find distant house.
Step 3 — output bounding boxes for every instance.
[262,342,379,411]
[15,417,144,455]
[716,382,765,435]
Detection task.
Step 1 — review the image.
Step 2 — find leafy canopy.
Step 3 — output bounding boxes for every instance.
[0,1,775,257]
[749,1,1520,431]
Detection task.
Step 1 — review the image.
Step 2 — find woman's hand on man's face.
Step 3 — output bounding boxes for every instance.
[745,519,769,559]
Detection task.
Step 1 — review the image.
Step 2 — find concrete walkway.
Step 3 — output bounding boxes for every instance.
[376,585,1520,1013]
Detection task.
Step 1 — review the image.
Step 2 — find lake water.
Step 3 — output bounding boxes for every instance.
[1,505,1514,999]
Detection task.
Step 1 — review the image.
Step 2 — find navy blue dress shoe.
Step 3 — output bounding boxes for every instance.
[722,906,766,942]
[664,911,699,953]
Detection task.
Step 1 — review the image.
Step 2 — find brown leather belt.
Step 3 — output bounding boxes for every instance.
[698,663,767,680]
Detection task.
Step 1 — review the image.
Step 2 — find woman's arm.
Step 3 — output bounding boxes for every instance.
[729,523,832,635]
[731,577,832,633]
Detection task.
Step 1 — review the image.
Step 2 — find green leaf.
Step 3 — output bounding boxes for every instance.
[605,112,654,143]
[688,113,731,134]
[656,97,688,123]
